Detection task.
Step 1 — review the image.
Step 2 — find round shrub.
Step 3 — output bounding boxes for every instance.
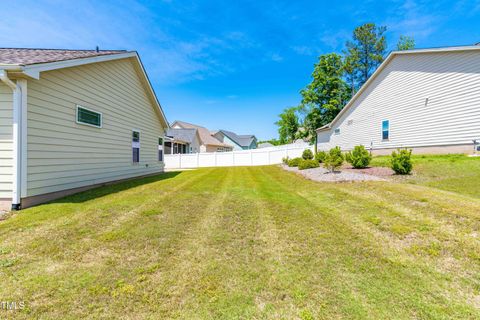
[298,159,320,170]
[390,149,413,174]
[315,151,327,163]
[345,145,372,169]
[302,149,314,160]
[324,146,344,172]
[288,157,302,167]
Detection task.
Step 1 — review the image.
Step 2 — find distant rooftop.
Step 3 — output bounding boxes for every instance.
[0,48,130,66]
[218,130,256,148]
[171,120,232,148]
[166,128,198,144]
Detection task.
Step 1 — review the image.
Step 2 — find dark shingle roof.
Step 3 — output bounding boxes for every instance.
[166,128,198,144]
[219,130,256,148]
[0,48,129,66]
[171,121,232,147]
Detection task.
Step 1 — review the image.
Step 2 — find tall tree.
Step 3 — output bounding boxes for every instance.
[300,53,350,143]
[345,23,387,88]
[397,35,415,51]
[342,51,358,96]
[275,107,300,144]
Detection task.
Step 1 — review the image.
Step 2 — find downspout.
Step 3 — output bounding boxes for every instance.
[0,70,22,210]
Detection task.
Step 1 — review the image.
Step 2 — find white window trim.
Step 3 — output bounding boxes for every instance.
[76,105,102,128]
[382,120,390,140]
[158,136,164,161]
[132,129,141,164]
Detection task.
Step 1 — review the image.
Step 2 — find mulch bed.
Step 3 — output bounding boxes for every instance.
[342,166,395,177]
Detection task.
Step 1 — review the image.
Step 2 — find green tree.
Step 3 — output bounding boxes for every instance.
[275,107,300,144]
[345,23,387,88]
[342,51,359,96]
[300,53,350,143]
[257,139,281,146]
[397,35,415,51]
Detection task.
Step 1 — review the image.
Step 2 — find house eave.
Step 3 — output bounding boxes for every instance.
[1,51,170,128]
[315,45,480,132]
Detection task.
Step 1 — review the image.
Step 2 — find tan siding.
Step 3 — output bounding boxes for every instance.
[26,58,167,197]
[0,82,12,198]
[318,51,480,152]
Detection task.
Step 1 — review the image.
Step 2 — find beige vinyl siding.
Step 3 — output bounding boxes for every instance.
[26,58,166,197]
[318,51,480,151]
[0,82,13,198]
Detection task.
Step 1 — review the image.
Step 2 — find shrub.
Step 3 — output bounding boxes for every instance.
[315,151,327,163]
[302,149,314,160]
[288,157,302,167]
[324,146,344,172]
[345,145,372,169]
[298,159,320,170]
[282,156,290,165]
[390,149,413,174]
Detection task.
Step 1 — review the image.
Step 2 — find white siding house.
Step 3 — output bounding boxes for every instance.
[317,46,480,155]
[0,49,169,210]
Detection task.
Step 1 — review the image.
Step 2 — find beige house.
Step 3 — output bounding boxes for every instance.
[0,48,169,210]
[170,120,232,152]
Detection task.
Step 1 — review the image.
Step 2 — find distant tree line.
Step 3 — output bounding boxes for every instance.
[275,23,415,144]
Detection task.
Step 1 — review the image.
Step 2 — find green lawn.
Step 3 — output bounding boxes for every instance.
[1,156,480,319]
[371,154,480,198]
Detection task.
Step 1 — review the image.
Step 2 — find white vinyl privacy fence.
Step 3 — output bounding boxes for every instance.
[164,143,313,169]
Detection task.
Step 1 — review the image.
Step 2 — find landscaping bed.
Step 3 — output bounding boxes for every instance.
[342,165,394,177]
[282,164,386,182]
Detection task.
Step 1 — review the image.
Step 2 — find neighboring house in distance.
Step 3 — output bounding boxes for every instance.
[165,128,201,154]
[0,48,169,210]
[316,45,480,155]
[171,120,233,152]
[258,142,274,148]
[213,130,257,150]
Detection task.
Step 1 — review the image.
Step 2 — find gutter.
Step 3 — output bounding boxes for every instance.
[0,70,23,210]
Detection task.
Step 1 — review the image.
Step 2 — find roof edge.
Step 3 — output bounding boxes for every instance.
[316,45,480,133]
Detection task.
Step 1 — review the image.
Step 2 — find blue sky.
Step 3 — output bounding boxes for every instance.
[1,0,480,140]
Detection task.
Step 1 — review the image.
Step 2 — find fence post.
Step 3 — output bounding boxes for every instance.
[250,150,253,166]
[268,150,271,165]
[215,152,217,166]
[197,152,199,168]
[179,153,182,168]
[232,151,235,166]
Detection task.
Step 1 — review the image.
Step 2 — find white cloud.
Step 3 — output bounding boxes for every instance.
[270,53,284,62]
[385,0,441,40]
[291,46,315,56]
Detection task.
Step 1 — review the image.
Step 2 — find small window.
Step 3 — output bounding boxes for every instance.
[76,106,102,128]
[132,131,140,163]
[158,137,164,161]
[382,120,389,140]
[334,128,340,135]
[132,131,140,142]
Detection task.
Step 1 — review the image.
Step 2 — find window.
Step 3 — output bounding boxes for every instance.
[76,106,102,128]
[334,128,341,135]
[158,137,163,161]
[132,131,140,163]
[382,120,389,140]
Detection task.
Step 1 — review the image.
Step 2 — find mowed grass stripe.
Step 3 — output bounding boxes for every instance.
[0,164,479,319]
[256,166,480,319]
